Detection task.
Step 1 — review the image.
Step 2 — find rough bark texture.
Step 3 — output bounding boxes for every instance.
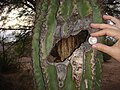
[32,0,103,90]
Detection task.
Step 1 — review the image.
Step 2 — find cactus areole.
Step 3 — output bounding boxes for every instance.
[32,0,103,90]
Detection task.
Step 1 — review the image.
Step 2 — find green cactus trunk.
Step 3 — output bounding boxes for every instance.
[32,0,103,90]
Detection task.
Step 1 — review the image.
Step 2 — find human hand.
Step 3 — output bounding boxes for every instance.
[90,15,120,62]
[103,15,120,28]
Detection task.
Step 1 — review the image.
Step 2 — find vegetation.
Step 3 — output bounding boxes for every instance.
[0,0,35,90]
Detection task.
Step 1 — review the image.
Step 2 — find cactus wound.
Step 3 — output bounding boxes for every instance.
[69,44,85,89]
[47,30,90,88]
[47,30,89,63]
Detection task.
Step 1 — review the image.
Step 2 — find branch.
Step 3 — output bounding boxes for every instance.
[27,0,35,8]
[23,0,35,11]
[5,31,32,52]
[0,27,33,30]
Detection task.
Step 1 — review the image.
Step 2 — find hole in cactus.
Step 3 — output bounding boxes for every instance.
[59,82,64,88]
[47,30,89,63]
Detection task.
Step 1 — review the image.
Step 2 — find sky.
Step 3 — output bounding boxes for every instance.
[0,6,34,42]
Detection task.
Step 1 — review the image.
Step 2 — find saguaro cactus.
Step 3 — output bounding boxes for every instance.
[32,0,103,90]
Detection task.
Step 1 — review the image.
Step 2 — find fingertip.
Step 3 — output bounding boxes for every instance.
[103,15,107,17]
[90,23,95,27]
[92,44,97,48]
[103,15,112,20]
[92,43,101,48]
[90,33,95,36]
[103,14,110,17]
[92,43,112,54]
[90,23,98,28]
[90,32,99,37]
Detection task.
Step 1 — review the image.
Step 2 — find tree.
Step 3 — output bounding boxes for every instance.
[0,0,34,73]
[32,0,103,90]
[103,0,120,17]
[0,0,35,11]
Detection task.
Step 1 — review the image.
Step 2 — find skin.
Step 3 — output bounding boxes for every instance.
[90,15,120,62]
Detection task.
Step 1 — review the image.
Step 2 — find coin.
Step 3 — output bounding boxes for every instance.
[88,36,97,45]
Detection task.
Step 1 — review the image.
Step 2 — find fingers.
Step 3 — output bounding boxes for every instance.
[90,29,120,40]
[92,43,120,62]
[90,23,120,39]
[103,15,119,23]
[90,23,117,30]
[92,43,115,57]
[103,15,120,28]
[90,15,120,62]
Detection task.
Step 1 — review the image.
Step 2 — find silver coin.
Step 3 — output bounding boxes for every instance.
[88,37,97,45]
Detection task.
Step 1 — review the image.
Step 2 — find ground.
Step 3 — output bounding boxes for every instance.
[0,58,120,90]
[102,58,120,90]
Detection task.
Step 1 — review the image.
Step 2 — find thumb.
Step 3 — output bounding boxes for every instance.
[92,43,113,56]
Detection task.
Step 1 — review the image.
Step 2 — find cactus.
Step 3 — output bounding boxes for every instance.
[32,0,103,90]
